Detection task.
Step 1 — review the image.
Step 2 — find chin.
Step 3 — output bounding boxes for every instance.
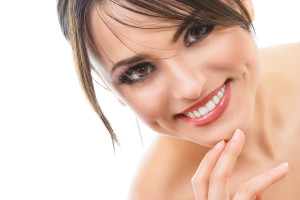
[179,81,257,147]
[188,111,253,147]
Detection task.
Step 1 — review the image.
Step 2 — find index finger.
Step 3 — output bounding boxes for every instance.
[191,140,226,200]
[233,162,289,200]
[208,129,245,199]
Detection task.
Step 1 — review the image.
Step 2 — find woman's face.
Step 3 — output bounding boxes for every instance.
[89,2,261,147]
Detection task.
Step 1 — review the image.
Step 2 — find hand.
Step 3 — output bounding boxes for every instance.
[192,129,289,200]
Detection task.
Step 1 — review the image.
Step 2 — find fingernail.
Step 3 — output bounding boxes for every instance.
[232,129,242,140]
[214,140,225,150]
[276,162,289,170]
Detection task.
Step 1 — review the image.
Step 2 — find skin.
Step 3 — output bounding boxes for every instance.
[88,0,300,199]
[127,43,300,200]
[90,1,260,147]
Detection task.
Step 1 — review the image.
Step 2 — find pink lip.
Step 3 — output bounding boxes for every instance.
[177,81,231,126]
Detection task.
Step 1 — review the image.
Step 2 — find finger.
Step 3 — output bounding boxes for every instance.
[208,129,245,199]
[233,162,289,200]
[191,140,226,200]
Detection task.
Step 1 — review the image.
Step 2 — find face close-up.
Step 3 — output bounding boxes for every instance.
[89,0,261,147]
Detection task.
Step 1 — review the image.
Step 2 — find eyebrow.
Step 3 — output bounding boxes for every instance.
[110,25,188,74]
[172,23,189,43]
[110,54,147,74]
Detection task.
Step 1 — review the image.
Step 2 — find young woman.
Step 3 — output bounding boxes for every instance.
[57,0,300,199]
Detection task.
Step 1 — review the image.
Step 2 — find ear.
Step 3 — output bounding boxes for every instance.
[241,0,255,22]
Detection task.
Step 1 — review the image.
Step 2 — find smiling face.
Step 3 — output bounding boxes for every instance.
[88,0,261,147]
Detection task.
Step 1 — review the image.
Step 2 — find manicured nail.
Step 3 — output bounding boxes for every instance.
[232,129,242,140]
[214,140,225,150]
[276,162,289,170]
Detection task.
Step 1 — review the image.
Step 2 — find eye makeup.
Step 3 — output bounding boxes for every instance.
[115,23,216,85]
[184,23,215,47]
[116,62,156,85]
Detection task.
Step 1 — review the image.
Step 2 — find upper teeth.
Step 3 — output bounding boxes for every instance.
[184,84,226,118]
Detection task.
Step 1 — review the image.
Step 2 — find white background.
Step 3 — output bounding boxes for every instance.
[0,1,299,199]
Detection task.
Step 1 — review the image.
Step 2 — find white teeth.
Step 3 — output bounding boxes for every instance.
[212,96,220,104]
[189,112,196,118]
[199,107,209,116]
[221,87,225,94]
[184,83,227,119]
[206,101,216,111]
[194,110,201,117]
[217,91,223,99]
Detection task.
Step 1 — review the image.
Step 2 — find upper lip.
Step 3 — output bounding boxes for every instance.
[179,82,226,114]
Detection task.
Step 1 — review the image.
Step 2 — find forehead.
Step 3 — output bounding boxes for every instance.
[88,2,181,70]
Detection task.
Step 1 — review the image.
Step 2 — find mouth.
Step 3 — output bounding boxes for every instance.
[177,80,231,126]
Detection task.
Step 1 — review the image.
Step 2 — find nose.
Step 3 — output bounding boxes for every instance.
[166,59,206,100]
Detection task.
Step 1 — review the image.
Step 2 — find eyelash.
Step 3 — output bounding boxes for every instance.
[184,23,215,47]
[117,62,156,85]
[116,23,215,85]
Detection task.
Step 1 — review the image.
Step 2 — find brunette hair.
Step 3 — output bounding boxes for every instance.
[57,0,254,148]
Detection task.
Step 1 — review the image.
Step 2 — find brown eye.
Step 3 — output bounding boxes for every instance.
[185,24,215,46]
[127,63,152,80]
[191,26,207,39]
[118,62,156,85]
[133,65,149,78]
[117,62,156,85]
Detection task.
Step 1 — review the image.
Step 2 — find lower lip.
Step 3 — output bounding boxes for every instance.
[178,81,231,126]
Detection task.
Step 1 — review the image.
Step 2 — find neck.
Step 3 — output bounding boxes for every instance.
[240,76,277,162]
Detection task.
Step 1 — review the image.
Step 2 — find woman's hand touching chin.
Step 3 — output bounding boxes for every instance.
[192,129,289,200]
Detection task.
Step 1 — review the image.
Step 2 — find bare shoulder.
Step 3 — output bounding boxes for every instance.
[260,42,300,74]
[128,135,209,200]
[259,42,300,127]
[260,42,300,94]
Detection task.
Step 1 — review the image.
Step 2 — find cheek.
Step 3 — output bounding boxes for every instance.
[209,28,260,85]
[182,27,257,85]
[207,27,257,67]
[118,85,168,123]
